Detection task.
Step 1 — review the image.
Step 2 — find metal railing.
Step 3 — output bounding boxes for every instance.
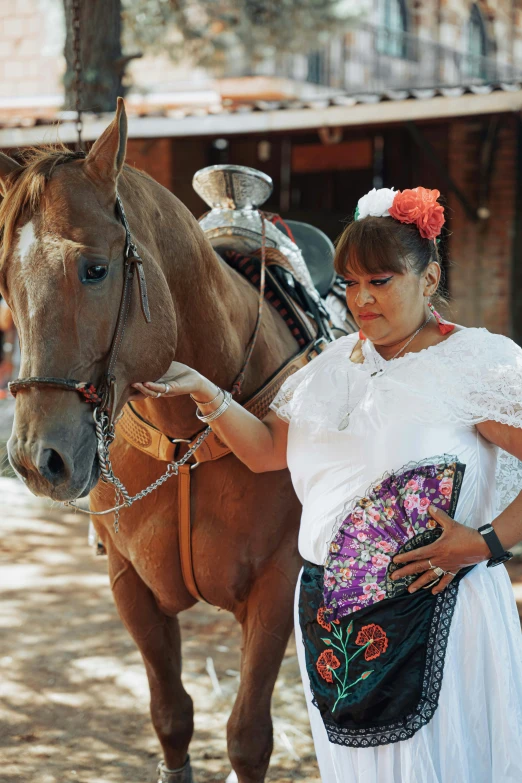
[257,23,522,93]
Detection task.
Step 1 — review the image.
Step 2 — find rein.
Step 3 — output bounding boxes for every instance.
[8,197,268,531]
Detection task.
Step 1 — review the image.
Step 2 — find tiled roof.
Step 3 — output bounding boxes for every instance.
[0,80,521,146]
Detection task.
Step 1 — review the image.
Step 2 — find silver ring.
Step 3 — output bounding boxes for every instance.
[164,383,170,394]
[428,559,446,578]
[422,578,440,590]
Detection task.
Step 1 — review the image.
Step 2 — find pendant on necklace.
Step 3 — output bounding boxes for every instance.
[338,412,350,431]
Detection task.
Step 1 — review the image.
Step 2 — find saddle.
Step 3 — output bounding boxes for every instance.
[116,165,353,603]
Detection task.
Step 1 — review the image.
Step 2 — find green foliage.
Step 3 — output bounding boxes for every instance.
[122,0,357,73]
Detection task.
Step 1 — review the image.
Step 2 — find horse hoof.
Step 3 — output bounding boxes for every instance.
[157,757,194,783]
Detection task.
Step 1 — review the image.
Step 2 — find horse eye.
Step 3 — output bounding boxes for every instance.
[85,264,108,282]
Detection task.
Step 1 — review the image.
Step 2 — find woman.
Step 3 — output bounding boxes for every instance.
[133,186,522,782]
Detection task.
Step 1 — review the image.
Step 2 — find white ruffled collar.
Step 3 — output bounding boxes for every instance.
[361,327,476,373]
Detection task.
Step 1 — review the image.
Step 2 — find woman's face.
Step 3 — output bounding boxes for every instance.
[344,262,439,345]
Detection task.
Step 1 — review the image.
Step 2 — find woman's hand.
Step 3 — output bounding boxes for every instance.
[391,505,490,595]
[129,360,217,402]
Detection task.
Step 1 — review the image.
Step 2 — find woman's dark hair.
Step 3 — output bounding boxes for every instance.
[334,216,443,293]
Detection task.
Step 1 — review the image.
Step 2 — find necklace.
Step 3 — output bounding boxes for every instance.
[338,314,433,431]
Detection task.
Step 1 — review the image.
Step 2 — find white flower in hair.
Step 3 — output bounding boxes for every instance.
[355,187,396,220]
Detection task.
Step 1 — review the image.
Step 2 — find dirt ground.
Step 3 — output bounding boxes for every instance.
[0,476,320,783]
[2,395,522,783]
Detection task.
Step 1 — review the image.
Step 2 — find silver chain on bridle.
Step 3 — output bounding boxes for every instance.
[66,408,211,533]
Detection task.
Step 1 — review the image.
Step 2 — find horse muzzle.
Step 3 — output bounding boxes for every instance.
[7,424,100,502]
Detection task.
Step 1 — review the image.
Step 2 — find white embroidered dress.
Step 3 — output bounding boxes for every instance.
[270,327,522,783]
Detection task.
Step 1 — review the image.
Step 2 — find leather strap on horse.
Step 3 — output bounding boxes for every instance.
[9,377,102,404]
[8,193,151,422]
[177,464,206,603]
[99,197,151,413]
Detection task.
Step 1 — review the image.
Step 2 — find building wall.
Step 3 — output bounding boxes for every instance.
[0,0,64,100]
[447,114,517,334]
[2,1,522,104]
[0,0,201,103]
[125,137,173,191]
[126,115,519,338]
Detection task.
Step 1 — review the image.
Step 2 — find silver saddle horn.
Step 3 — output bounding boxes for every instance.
[193,164,321,303]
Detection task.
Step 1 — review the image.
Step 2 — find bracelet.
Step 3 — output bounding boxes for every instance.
[190,386,222,406]
[196,390,232,424]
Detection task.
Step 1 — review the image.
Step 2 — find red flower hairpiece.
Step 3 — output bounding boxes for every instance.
[388,187,445,241]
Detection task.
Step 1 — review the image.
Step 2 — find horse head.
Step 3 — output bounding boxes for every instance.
[0,99,177,501]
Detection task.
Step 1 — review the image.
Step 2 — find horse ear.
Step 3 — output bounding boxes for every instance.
[85,97,128,185]
[0,152,21,196]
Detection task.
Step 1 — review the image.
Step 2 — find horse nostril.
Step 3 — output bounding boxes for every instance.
[38,448,68,485]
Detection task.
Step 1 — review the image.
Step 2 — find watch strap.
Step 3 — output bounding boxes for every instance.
[478,523,506,559]
[478,523,513,566]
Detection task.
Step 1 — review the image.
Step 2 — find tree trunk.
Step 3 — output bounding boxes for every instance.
[63,0,123,113]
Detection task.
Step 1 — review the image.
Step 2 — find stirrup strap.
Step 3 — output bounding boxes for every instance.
[178,465,207,603]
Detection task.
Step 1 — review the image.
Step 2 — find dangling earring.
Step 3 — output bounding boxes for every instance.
[428,299,454,335]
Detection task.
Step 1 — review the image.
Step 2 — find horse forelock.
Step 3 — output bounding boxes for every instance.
[0,145,86,267]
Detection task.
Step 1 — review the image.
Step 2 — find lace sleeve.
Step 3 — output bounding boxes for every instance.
[431,331,522,516]
[269,336,357,423]
[270,352,327,423]
[269,365,308,423]
[462,333,522,427]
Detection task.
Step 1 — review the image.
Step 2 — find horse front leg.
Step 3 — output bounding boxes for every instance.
[227,558,297,783]
[107,546,195,782]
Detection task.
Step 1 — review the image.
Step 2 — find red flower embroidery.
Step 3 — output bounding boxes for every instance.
[355,624,389,661]
[317,606,332,632]
[316,649,341,683]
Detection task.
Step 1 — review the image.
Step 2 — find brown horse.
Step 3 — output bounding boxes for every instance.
[0,102,306,782]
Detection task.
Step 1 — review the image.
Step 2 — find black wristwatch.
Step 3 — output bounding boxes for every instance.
[478,524,513,567]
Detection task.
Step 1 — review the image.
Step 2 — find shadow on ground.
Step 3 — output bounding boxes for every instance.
[0,477,319,783]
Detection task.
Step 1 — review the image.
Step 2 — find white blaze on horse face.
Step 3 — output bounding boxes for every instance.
[18,220,36,264]
[14,220,40,320]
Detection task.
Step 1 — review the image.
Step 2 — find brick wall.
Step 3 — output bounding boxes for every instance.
[125,137,173,191]
[0,0,64,100]
[447,115,517,335]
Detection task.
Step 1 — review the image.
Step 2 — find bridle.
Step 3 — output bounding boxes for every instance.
[9,195,150,415]
[8,195,268,532]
